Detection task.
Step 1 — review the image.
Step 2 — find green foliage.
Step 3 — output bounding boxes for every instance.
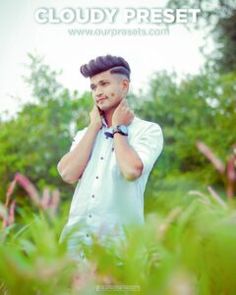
[0,54,235,215]
[0,193,236,294]
[0,54,93,200]
[0,19,235,292]
[213,11,236,73]
[133,69,236,195]
[0,209,76,295]
[167,0,236,73]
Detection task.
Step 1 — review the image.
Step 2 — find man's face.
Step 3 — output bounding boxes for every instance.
[90,70,129,113]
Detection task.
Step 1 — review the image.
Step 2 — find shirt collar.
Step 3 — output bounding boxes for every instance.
[101,116,108,128]
[101,115,137,138]
[102,115,138,127]
[101,116,114,138]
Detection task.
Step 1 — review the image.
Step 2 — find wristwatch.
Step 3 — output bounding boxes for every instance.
[113,125,128,136]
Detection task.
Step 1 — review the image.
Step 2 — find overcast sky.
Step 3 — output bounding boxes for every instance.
[0,0,207,120]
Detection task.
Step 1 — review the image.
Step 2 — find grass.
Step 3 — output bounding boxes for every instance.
[0,188,236,295]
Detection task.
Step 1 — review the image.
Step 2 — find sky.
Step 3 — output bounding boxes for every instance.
[0,0,207,120]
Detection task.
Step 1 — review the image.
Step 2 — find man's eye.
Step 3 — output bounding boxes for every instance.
[101,82,108,86]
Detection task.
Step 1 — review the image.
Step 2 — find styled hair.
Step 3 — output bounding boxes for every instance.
[80,55,131,80]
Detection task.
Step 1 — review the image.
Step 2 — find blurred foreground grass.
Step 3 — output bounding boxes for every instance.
[0,185,236,295]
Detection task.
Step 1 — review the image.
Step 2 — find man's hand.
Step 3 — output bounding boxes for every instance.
[58,104,102,184]
[89,105,103,131]
[112,99,134,127]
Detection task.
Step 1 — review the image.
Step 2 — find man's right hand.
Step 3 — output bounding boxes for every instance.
[58,104,102,184]
[89,105,103,131]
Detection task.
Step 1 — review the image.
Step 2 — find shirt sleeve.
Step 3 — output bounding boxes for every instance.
[129,123,164,175]
[69,127,88,152]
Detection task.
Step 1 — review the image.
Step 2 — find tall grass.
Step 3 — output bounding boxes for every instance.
[0,188,236,295]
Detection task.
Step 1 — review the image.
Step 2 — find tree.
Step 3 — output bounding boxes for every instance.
[167,0,236,73]
[132,68,236,186]
[0,54,92,200]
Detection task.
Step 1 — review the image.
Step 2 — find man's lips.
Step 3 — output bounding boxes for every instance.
[97,97,107,103]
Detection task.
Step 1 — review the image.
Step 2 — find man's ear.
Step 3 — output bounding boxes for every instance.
[122,79,129,91]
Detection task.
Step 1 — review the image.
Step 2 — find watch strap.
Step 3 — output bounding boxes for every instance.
[113,125,128,136]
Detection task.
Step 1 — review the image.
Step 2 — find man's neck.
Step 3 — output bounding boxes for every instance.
[103,109,114,128]
[103,97,128,128]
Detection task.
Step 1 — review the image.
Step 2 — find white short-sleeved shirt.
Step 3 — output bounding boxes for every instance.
[60,116,163,246]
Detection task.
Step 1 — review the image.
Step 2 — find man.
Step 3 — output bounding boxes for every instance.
[57,55,163,257]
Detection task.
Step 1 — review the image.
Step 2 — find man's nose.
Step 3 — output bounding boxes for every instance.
[95,87,104,98]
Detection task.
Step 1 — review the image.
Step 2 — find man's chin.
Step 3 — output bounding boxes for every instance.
[100,105,112,112]
[99,102,118,113]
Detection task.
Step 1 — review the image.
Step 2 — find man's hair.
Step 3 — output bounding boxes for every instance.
[80,55,131,80]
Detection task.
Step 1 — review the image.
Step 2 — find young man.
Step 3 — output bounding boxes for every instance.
[57,55,163,255]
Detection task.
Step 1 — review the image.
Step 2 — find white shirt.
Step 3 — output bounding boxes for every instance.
[60,116,163,247]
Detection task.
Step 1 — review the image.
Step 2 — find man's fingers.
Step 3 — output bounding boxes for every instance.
[119,98,127,106]
[122,100,128,107]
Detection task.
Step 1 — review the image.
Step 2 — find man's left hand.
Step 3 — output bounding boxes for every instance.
[112,99,134,127]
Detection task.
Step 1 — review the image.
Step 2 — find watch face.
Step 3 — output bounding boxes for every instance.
[119,125,128,135]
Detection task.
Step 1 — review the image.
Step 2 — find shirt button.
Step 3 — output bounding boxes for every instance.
[89,214,92,218]
[86,233,89,238]
[96,176,99,179]
[91,194,95,198]
[112,147,114,152]
[100,156,104,160]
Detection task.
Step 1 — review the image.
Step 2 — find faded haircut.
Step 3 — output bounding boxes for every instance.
[80,55,131,80]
